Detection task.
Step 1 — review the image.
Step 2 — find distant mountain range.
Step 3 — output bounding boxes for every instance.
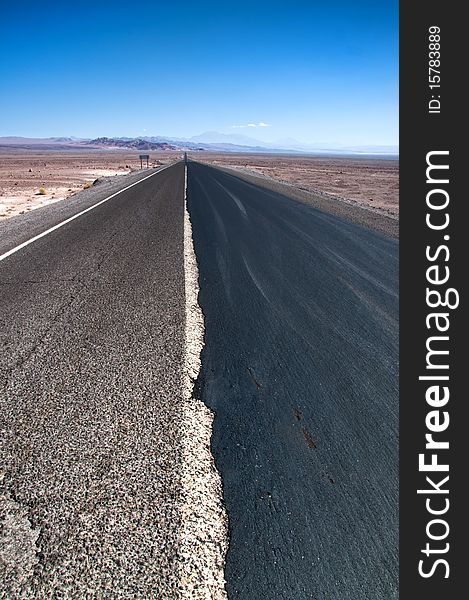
[83,137,187,151]
[0,134,398,156]
[185,132,398,154]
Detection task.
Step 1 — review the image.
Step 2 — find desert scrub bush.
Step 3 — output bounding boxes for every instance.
[38,187,46,195]
[83,181,92,189]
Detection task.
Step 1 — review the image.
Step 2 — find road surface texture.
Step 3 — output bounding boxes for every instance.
[0,162,227,598]
[187,162,399,599]
[0,167,164,257]
[1,157,398,598]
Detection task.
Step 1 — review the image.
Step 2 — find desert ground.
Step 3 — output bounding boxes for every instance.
[0,150,398,221]
[196,153,399,217]
[0,150,178,219]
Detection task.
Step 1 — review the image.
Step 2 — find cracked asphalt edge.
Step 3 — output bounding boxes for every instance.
[0,471,39,597]
[177,164,228,598]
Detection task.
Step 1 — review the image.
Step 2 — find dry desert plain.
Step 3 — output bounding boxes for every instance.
[198,153,399,216]
[0,150,174,219]
[0,150,398,227]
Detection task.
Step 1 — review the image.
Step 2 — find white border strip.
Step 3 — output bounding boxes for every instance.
[0,164,173,263]
[179,163,228,598]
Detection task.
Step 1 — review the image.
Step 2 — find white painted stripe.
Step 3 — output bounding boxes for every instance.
[178,163,228,598]
[0,164,173,263]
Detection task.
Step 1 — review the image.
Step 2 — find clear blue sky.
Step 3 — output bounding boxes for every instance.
[1,0,398,146]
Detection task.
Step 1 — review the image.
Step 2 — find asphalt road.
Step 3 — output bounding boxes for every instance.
[187,162,399,599]
[1,159,398,598]
[1,163,188,597]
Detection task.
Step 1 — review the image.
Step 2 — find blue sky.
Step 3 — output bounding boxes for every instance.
[1,1,398,146]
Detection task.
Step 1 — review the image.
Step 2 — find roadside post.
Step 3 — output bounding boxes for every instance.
[139,154,150,169]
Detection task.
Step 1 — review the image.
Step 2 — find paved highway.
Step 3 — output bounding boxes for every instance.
[1,164,190,597]
[1,159,398,598]
[187,161,398,599]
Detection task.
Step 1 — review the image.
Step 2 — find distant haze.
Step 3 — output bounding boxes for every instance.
[185,132,398,154]
[0,135,398,156]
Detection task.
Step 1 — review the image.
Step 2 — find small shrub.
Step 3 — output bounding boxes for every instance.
[83,182,92,189]
[38,187,46,195]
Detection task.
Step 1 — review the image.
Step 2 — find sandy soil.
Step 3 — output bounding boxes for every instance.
[195,153,399,217]
[0,151,181,220]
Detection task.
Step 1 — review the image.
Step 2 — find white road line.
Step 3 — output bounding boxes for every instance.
[0,164,173,263]
[178,163,228,598]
